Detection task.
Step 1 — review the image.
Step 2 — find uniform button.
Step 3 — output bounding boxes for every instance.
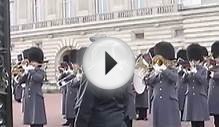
[28,95,31,98]
[160,96,163,99]
[159,88,162,91]
[192,86,195,89]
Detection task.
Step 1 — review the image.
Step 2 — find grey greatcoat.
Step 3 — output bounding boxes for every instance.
[176,71,187,111]
[65,76,80,119]
[145,69,181,127]
[14,82,23,101]
[148,86,153,114]
[75,81,127,127]
[208,67,219,115]
[135,87,148,109]
[58,73,68,116]
[182,65,210,121]
[125,82,136,119]
[19,68,47,125]
[61,85,67,115]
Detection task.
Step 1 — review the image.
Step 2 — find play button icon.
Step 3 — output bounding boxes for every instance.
[83,37,135,90]
[105,52,117,75]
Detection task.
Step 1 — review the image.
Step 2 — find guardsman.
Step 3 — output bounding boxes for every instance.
[13,72,23,102]
[65,64,81,127]
[208,41,219,127]
[176,49,188,120]
[182,44,210,127]
[75,81,127,127]
[135,80,148,120]
[57,62,69,126]
[18,47,47,127]
[124,79,136,127]
[148,47,155,114]
[145,41,181,127]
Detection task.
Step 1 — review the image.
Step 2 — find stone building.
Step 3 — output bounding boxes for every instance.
[10,0,219,83]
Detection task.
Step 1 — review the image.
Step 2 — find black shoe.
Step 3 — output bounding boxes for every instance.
[62,122,70,126]
[144,118,148,121]
[136,117,144,120]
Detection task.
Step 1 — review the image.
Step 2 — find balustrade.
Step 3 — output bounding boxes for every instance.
[10,4,178,32]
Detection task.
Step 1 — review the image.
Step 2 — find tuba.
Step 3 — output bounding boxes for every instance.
[134,53,152,94]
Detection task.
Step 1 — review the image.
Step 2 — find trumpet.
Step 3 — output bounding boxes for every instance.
[152,55,177,68]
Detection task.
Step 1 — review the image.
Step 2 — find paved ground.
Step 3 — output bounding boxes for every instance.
[13,93,214,127]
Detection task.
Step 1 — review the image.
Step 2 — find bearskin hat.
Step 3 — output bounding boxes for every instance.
[148,47,155,57]
[60,62,68,69]
[28,47,44,63]
[211,41,219,58]
[22,48,30,59]
[186,43,203,61]
[177,49,187,61]
[154,41,175,60]
[201,46,208,57]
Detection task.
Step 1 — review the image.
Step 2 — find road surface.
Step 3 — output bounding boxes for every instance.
[13,93,214,127]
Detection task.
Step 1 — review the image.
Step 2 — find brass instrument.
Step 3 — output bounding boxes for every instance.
[134,53,152,94]
[135,53,153,74]
[57,63,83,87]
[152,55,177,68]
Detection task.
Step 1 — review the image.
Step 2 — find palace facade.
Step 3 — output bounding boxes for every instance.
[10,0,219,83]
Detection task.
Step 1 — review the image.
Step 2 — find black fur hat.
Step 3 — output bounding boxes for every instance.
[177,49,187,61]
[23,49,30,59]
[148,47,155,57]
[154,41,175,60]
[211,41,219,58]
[186,43,203,61]
[28,47,44,63]
[201,46,208,57]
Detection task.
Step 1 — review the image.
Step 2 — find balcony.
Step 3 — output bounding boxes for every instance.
[10,4,180,32]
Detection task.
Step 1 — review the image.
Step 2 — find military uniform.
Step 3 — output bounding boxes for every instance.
[145,41,181,127]
[14,82,23,102]
[57,72,68,116]
[176,49,189,120]
[146,69,181,127]
[182,65,210,121]
[19,68,47,126]
[65,75,80,124]
[75,81,127,127]
[135,88,148,120]
[176,71,187,120]
[125,81,136,127]
[19,47,47,127]
[209,41,219,127]
[183,44,210,127]
[208,67,219,115]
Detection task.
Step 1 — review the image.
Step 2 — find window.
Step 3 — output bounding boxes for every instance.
[10,0,16,25]
[19,0,28,19]
[135,32,144,39]
[131,0,145,9]
[48,0,56,15]
[64,0,75,18]
[33,0,43,22]
[79,0,88,10]
[96,0,108,13]
[174,29,184,38]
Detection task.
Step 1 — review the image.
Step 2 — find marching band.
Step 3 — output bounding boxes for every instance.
[12,40,219,127]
